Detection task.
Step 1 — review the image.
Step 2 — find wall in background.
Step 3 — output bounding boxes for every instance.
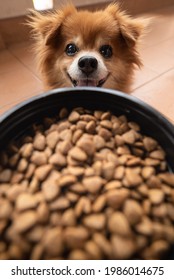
[1,0,174,19]
[0,0,111,19]
[0,0,33,19]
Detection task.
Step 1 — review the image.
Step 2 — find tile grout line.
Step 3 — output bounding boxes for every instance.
[7,46,42,82]
[132,66,174,92]
[0,89,43,111]
[140,34,174,51]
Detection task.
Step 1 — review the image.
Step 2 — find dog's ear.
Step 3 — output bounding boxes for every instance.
[27,4,77,46]
[106,3,148,47]
[118,18,146,48]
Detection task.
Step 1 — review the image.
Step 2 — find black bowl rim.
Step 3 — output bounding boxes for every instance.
[1,86,173,170]
[0,86,174,131]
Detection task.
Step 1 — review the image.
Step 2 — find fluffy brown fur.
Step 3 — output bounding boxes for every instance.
[28,3,147,92]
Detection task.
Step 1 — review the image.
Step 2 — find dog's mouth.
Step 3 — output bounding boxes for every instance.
[67,74,109,88]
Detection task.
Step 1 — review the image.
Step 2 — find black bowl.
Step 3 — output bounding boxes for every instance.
[1,87,174,170]
[0,87,174,259]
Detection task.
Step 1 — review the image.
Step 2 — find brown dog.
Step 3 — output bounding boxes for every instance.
[28,3,146,92]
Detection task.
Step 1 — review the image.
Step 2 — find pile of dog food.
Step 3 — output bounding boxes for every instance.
[0,107,174,260]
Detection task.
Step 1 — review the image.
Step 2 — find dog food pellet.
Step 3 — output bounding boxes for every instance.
[69,146,87,162]
[64,226,89,248]
[68,111,80,123]
[0,169,12,183]
[58,175,77,188]
[83,176,104,193]
[123,199,143,225]
[85,240,102,259]
[75,196,91,217]
[16,193,38,211]
[42,180,60,201]
[106,189,130,209]
[0,198,13,219]
[61,208,76,226]
[46,131,59,149]
[0,106,174,260]
[108,212,131,236]
[31,151,47,166]
[13,211,38,233]
[33,133,46,151]
[42,227,64,257]
[148,189,164,204]
[111,235,136,259]
[83,214,106,230]
[35,164,52,181]
[20,143,33,158]
[92,195,106,212]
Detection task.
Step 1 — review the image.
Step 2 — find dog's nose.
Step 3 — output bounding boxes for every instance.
[78,56,98,75]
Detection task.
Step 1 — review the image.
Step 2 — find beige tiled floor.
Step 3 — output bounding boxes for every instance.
[0,5,174,124]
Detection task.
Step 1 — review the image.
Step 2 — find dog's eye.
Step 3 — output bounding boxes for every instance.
[65,44,78,56]
[99,45,113,58]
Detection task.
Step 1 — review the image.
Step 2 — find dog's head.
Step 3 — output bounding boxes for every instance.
[28,3,146,92]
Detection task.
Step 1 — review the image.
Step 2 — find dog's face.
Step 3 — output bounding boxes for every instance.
[29,4,146,92]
